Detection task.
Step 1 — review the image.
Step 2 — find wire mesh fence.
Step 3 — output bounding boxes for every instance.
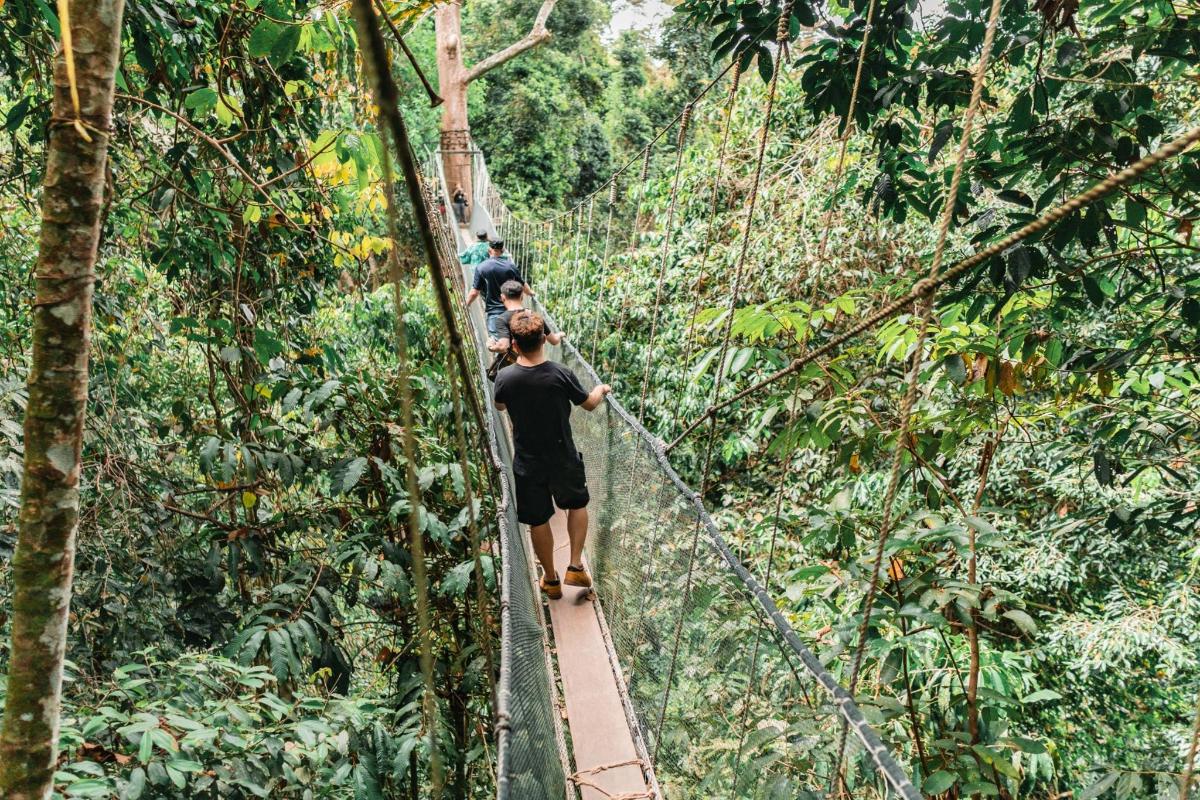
[534,312,918,799]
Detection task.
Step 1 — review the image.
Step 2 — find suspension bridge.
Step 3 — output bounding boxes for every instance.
[353,0,1200,794]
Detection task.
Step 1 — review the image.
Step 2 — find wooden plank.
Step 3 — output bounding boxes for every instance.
[544,508,650,800]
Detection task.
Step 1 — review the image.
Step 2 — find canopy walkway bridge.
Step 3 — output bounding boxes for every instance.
[430,150,921,800]
[362,0,1200,793]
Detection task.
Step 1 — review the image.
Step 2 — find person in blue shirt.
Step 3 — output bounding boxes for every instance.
[459,230,490,266]
[466,240,533,339]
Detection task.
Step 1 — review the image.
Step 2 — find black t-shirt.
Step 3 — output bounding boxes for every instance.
[494,308,552,343]
[472,257,522,317]
[494,361,588,474]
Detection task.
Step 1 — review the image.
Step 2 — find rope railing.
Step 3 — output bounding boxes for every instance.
[427,149,573,800]
[447,35,921,800]
[834,0,1005,782]
[530,301,921,799]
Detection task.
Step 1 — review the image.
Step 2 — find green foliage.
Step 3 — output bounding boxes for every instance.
[13,653,405,799]
[0,2,494,796]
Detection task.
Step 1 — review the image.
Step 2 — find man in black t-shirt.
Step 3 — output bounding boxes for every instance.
[487,281,562,380]
[493,310,611,599]
[465,241,532,339]
[489,280,563,353]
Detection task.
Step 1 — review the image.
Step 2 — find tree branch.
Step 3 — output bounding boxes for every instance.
[462,0,558,84]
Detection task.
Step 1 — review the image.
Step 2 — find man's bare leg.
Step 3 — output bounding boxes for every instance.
[566,507,588,568]
[529,522,557,582]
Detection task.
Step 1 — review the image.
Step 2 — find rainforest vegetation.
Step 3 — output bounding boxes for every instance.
[0,0,1197,798]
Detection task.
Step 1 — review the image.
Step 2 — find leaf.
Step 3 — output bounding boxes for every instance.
[730,347,753,375]
[4,96,32,132]
[756,47,774,84]
[1044,338,1063,367]
[1007,735,1047,754]
[1093,449,1112,487]
[1003,608,1037,634]
[1082,274,1106,306]
[928,120,953,164]
[1182,298,1200,327]
[138,730,154,764]
[1079,772,1119,800]
[923,770,958,794]
[998,362,1018,396]
[183,87,217,114]
[65,779,112,798]
[998,189,1033,208]
[270,24,303,66]
[1021,688,1062,703]
[960,781,1000,797]
[441,560,476,597]
[125,767,147,799]
[268,629,290,682]
[330,457,368,495]
[253,329,284,364]
[1135,113,1163,145]
[942,354,967,384]
[247,20,282,58]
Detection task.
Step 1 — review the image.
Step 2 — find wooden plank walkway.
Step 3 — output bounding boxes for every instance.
[544,508,651,799]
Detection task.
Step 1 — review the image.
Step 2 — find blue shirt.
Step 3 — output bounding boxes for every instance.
[472,256,523,317]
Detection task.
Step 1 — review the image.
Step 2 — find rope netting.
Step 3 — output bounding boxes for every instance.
[425,152,572,800]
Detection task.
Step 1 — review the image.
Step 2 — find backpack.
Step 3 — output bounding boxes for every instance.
[487,349,516,382]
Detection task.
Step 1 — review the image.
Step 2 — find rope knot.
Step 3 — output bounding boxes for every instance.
[639,147,652,183]
[912,277,936,297]
[678,103,693,146]
[609,179,619,205]
[776,1,793,42]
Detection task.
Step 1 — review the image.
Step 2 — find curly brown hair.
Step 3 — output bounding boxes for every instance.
[508,310,546,353]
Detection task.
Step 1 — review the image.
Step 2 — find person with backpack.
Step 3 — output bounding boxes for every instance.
[493,281,562,349]
[493,310,611,599]
[459,230,490,266]
[487,280,563,379]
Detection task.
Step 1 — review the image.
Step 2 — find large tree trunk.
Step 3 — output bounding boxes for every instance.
[0,2,125,797]
[433,0,558,220]
[435,1,473,214]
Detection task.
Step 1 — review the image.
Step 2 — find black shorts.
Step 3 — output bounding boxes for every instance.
[514,456,590,526]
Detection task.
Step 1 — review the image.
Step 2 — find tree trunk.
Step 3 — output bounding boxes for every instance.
[435,1,473,213]
[433,0,559,220]
[0,2,125,797]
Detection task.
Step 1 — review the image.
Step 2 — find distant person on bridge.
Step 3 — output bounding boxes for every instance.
[466,240,532,340]
[459,230,490,266]
[493,310,611,599]
[452,184,469,225]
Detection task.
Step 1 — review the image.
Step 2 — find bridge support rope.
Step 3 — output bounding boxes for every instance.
[652,2,793,766]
